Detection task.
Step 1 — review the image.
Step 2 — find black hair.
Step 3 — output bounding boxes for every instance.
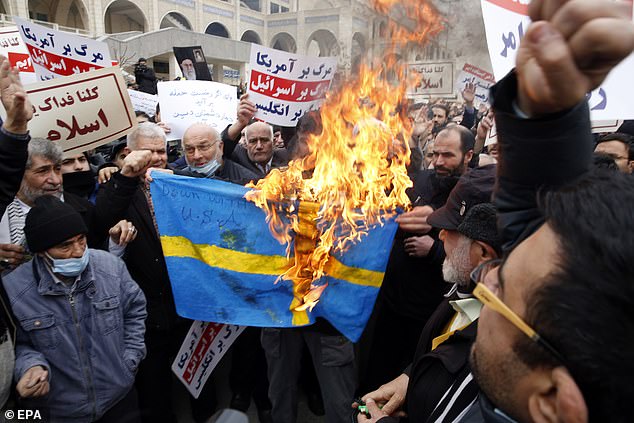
[597,132,633,160]
[438,124,475,154]
[135,111,150,120]
[515,169,634,422]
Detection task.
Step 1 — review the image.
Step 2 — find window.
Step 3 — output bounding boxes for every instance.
[270,3,279,13]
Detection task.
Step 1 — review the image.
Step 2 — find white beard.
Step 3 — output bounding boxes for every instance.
[442,235,473,287]
[183,68,197,80]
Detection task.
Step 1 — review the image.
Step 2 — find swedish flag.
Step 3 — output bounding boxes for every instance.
[150,172,398,342]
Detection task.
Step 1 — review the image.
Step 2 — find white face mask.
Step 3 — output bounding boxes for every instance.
[45,247,90,277]
[190,159,221,177]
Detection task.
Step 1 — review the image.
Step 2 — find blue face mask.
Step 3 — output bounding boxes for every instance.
[191,159,221,177]
[46,248,90,277]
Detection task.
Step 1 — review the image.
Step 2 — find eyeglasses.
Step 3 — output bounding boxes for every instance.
[471,259,567,365]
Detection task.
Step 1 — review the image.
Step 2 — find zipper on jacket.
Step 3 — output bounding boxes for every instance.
[68,291,98,420]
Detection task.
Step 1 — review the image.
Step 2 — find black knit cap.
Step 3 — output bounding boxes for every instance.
[25,196,88,253]
[427,164,496,230]
[457,203,502,253]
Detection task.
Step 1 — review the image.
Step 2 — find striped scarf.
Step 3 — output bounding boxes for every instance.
[6,199,26,245]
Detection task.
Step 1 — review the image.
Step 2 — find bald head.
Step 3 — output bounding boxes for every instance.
[183,123,223,168]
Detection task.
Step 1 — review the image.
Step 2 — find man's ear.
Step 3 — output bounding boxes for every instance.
[472,240,498,265]
[464,150,474,165]
[627,160,633,174]
[527,367,588,423]
[122,147,132,155]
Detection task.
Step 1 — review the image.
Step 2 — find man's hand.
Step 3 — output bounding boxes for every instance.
[404,235,435,257]
[144,167,173,187]
[516,0,634,116]
[0,56,33,134]
[461,82,476,107]
[475,111,494,154]
[395,205,434,234]
[98,166,119,184]
[359,373,409,417]
[120,150,152,178]
[156,121,171,135]
[16,366,49,398]
[237,93,256,127]
[109,220,137,246]
[0,243,26,267]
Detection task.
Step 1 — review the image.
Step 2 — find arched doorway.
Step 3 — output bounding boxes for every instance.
[205,22,230,38]
[104,0,146,33]
[160,12,192,31]
[28,0,89,30]
[270,32,296,53]
[240,30,262,45]
[306,29,339,57]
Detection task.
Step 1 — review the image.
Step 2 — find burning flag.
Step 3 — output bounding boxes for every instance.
[150,173,398,342]
[245,0,444,313]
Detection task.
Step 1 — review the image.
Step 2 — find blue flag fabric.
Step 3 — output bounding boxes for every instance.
[150,172,398,342]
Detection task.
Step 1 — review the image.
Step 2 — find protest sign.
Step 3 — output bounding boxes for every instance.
[247,44,337,126]
[455,63,495,104]
[173,46,212,81]
[157,80,237,140]
[128,89,159,117]
[0,67,136,155]
[0,26,36,85]
[480,0,634,120]
[591,120,624,134]
[14,17,112,81]
[172,321,244,398]
[407,62,454,96]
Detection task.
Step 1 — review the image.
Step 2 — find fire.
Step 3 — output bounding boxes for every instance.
[245,0,444,313]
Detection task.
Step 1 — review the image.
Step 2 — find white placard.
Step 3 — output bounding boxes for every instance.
[247,44,337,126]
[157,80,237,140]
[128,89,159,117]
[407,61,454,96]
[172,321,245,399]
[480,0,634,120]
[591,120,624,134]
[0,26,36,85]
[14,17,112,81]
[456,63,495,105]
[0,67,136,155]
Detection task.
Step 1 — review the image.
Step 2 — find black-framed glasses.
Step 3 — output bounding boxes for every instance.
[470,259,567,365]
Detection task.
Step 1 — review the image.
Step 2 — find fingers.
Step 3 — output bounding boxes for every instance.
[364,399,385,420]
[529,0,569,22]
[549,0,632,40]
[0,244,26,265]
[516,21,587,116]
[568,18,634,78]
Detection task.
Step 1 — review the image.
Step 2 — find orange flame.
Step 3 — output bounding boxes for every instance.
[246,0,444,313]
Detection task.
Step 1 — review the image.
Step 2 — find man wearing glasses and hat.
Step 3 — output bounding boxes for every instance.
[357,165,502,422]
[359,0,634,422]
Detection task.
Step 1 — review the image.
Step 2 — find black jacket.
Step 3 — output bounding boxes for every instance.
[0,127,29,342]
[404,296,479,422]
[380,169,459,322]
[95,172,177,330]
[135,66,157,95]
[491,71,592,252]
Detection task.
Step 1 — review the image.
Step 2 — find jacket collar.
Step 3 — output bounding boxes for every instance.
[479,393,518,423]
[33,253,95,296]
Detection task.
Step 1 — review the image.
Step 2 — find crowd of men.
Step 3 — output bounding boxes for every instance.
[0,0,633,422]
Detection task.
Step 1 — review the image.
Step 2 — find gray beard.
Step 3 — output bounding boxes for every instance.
[442,235,472,287]
[19,184,62,205]
[183,69,197,80]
